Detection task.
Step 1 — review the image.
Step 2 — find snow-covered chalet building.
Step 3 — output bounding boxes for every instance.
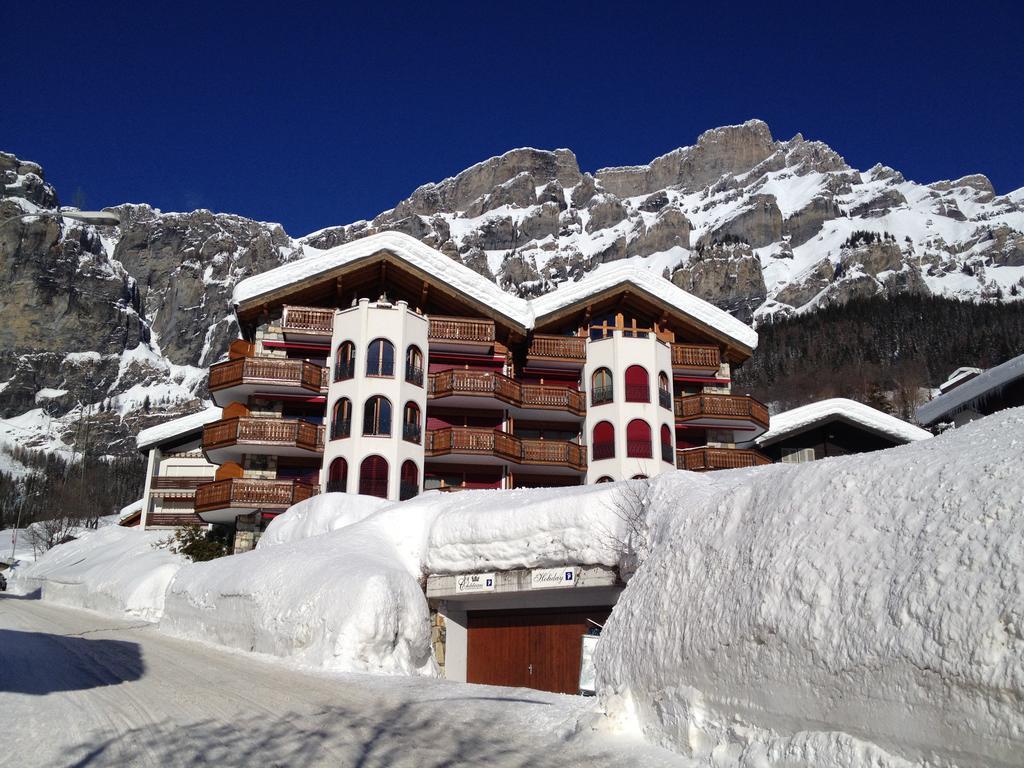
[193,231,768,546]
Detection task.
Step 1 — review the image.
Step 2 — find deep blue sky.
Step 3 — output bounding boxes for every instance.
[3,2,1022,236]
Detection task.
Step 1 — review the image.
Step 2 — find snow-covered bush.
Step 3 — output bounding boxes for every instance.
[596,408,1024,768]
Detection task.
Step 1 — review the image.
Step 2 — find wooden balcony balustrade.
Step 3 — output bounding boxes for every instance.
[427,316,496,344]
[424,428,587,471]
[208,357,328,393]
[674,394,770,429]
[194,478,319,514]
[281,305,335,334]
[428,370,585,416]
[671,343,721,369]
[202,417,325,453]
[150,476,216,490]
[676,447,771,472]
[527,334,586,361]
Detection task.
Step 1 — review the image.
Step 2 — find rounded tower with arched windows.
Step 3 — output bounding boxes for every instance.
[584,330,674,482]
[321,298,428,500]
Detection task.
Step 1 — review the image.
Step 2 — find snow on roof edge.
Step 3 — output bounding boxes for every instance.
[757,398,931,447]
[232,231,758,352]
[530,262,759,351]
[136,406,222,451]
[916,352,1024,426]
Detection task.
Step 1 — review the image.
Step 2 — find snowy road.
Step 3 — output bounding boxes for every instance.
[0,595,683,767]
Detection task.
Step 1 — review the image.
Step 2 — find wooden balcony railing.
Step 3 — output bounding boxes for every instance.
[428,370,585,416]
[676,447,771,472]
[150,476,216,490]
[194,478,319,514]
[425,428,586,471]
[674,394,770,429]
[281,305,335,334]
[203,417,325,453]
[208,357,328,394]
[428,316,495,344]
[527,334,586,361]
[671,343,721,369]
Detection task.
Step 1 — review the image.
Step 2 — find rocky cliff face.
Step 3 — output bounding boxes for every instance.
[2,120,1023,460]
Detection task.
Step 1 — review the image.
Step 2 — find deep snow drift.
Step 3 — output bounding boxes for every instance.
[11,409,1024,766]
[8,526,186,620]
[597,408,1024,767]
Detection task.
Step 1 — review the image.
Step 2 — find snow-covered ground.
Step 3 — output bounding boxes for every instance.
[0,597,682,767]
[9,408,1024,766]
[597,408,1024,767]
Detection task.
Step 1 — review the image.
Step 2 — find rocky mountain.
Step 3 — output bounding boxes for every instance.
[2,120,1023,473]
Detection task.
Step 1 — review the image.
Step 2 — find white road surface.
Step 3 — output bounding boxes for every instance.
[0,595,684,767]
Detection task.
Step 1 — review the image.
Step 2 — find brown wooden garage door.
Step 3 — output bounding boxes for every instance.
[467,607,612,694]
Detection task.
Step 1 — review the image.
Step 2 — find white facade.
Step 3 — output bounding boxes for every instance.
[321,299,429,500]
[584,331,676,483]
[140,436,217,530]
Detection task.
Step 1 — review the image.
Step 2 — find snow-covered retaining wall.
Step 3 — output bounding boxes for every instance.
[8,526,186,621]
[596,408,1024,767]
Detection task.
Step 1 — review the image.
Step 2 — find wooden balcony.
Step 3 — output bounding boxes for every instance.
[674,394,770,433]
[428,370,585,417]
[280,305,335,340]
[194,478,319,523]
[207,356,328,406]
[676,447,771,472]
[202,417,325,463]
[425,428,586,472]
[671,343,721,371]
[427,316,495,349]
[150,476,216,491]
[527,334,586,365]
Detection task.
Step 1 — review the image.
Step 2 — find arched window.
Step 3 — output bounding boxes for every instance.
[405,345,424,386]
[403,401,421,443]
[658,372,671,410]
[661,424,674,464]
[335,341,355,381]
[595,475,614,483]
[359,455,389,498]
[400,460,419,501]
[326,457,347,493]
[626,419,652,458]
[631,474,649,480]
[331,398,351,439]
[591,367,613,406]
[592,421,615,460]
[363,396,392,436]
[366,338,395,377]
[625,366,649,403]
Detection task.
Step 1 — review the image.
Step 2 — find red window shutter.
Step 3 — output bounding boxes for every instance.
[359,456,389,498]
[626,419,652,458]
[625,366,649,402]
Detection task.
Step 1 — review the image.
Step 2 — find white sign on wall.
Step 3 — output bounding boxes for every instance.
[531,566,579,589]
[455,572,496,594]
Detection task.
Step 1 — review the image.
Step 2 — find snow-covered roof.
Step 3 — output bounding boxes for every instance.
[233,231,758,352]
[939,366,983,393]
[916,352,1024,426]
[530,261,759,351]
[756,398,931,447]
[232,231,532,329]
[136,406,222,451]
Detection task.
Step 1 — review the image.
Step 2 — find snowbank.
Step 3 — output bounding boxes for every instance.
[256,492,390,549]
[8,526,186,621]
[424,482,638,573]
[162,516,434,675]
[596,408,1024,767]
